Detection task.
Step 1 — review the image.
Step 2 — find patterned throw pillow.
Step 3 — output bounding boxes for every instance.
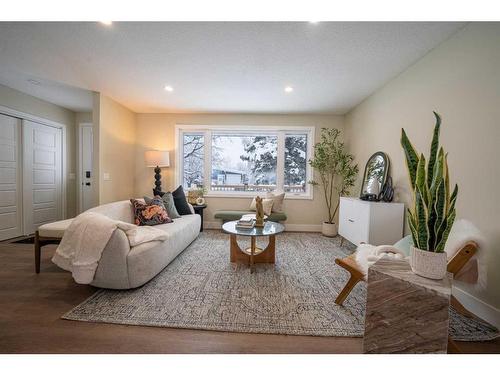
[144,194,181,219]
[130,197,172,226]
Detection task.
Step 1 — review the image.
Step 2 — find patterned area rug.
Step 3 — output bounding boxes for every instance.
[64,231,498,341]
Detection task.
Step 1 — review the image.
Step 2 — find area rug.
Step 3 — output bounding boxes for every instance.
[63,231,498,341]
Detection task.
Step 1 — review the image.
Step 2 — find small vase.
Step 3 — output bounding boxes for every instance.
[410,246,447,280]
[322,222,338,237]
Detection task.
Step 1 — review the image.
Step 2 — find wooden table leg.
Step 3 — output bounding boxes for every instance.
[35,231,41,274]
[250,236,256,273]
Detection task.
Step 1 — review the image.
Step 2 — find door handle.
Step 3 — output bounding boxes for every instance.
[85,182,91,186]
[348,219,354,222]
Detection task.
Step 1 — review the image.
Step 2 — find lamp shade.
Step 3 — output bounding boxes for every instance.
[145,150,170,167]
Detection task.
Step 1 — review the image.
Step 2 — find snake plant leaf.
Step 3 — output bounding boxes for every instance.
[449,184,458,213]
[444,153,450,208]
[407,209,419,248]
[427,112,441,188]
[415,189,429,250]
[436,208,456,252]
[415,153,429,206]
[433,179,447,250]
[401,128,419,189]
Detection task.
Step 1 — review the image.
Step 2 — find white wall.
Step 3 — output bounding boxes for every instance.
[345,23,500,315]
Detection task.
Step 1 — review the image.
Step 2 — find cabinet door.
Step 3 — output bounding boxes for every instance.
[23,120,63,235]
[0,114,22,240]
[339,198,370,245]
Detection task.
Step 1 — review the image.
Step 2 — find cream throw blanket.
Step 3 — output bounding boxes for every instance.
[52,212,168,284]
[354,219,487,290]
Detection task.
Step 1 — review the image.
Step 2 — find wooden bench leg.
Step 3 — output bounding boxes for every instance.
[335,272,362,305]
[35,231,41,274]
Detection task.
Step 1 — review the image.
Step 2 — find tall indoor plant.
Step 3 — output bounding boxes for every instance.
[309,128,358,237]
[401,112,458,279]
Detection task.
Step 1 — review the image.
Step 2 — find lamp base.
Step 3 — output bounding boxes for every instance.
[154,166,162,193]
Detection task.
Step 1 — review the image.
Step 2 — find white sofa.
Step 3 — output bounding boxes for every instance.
[39,199,201,289]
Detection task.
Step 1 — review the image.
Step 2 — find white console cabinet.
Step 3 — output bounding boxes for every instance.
[338,197,405,246]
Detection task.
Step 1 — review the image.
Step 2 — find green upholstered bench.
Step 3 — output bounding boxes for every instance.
[214,210,287,223]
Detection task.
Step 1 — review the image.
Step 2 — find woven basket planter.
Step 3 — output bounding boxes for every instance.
[410,246,447,280]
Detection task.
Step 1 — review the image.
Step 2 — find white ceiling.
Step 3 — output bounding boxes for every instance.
[0,22,466,114]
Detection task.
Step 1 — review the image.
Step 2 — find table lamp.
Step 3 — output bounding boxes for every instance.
[145,150,170,194]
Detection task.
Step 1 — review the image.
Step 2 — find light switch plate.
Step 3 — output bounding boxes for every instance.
[103,172,111,181]
[68,172,76,180]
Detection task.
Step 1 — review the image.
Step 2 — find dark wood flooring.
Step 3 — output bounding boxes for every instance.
[0,240,498,354]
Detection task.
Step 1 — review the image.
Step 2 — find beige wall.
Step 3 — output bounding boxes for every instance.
[0,84,77,218]
[345,23,500,309]
[134,113,345,228]
[98,95,137,204]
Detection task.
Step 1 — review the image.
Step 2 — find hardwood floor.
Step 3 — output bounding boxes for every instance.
[0,241,498,354]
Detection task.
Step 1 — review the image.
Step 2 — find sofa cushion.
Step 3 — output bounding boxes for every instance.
[249,197,274,215]
[214,210,287,222]
[130,198,172,226]
[38,218,74,238]
[172,186,192,215]
[266,191,285,213]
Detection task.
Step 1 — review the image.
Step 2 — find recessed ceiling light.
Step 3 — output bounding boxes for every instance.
[164,85,174,92]
[27,79,41,86]
[309,21,320,24]
[284,86,294,93]
[100,21,113,26]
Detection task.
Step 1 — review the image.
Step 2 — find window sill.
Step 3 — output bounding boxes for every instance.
[204,193,313,200]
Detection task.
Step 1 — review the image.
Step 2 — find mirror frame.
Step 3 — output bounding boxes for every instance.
[359,151,390,198]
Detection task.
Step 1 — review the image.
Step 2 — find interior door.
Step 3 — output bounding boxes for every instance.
[23,120,63,235]
[80,124,94,212]
[0,114,22,240]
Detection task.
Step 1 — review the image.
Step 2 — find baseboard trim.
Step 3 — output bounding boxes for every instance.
[203,221,321,233]
[452,286,500,328]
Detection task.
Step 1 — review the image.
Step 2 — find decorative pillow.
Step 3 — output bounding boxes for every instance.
[172,185,192,215]
[144,194,181,219]
[249,197,274,216]
[265,191,285,213]
[130,198,172,226]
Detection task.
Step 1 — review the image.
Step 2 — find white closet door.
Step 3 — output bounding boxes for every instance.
[0,114,22,240]
[23,120,63,235]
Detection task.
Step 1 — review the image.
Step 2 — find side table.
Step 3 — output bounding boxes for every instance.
[363,257,452,353]
[192,204,207,232]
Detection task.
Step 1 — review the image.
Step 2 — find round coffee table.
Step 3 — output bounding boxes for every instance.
[222,220,285,273]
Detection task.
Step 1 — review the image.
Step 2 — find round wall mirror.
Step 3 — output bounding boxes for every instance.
[360,151,390,199]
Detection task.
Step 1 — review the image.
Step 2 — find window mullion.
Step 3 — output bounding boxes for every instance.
[204,130,212,190]
[276,131,285,192]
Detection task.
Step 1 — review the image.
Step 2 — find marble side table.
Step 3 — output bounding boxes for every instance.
[363,257,452,354]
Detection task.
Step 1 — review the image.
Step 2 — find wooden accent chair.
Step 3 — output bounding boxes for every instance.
[334,241,478,306]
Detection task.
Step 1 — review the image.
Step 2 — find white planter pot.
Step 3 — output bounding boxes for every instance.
[322,222,338,237]
[410,246,447,280]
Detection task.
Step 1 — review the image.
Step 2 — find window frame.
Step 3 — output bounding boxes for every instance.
[175,124,315,200]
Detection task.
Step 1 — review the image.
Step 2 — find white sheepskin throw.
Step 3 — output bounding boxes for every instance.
[353,219,487,291]
[444,219,488,291]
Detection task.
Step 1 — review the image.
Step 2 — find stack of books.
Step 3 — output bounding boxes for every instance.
[235,215,255,229]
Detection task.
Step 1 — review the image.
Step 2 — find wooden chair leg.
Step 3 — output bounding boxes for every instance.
[34,231,41,274]
[335,273,362,305]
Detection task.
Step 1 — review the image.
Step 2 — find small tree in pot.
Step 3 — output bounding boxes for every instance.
[401,112,458,279]
[309,128,358,237]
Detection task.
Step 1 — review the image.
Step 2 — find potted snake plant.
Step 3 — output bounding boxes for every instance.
[401,112,458,279]
[309,128,358,237]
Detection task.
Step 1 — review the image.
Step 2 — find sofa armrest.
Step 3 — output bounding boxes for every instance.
[188,203,195,214]
[91,229,132,289]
